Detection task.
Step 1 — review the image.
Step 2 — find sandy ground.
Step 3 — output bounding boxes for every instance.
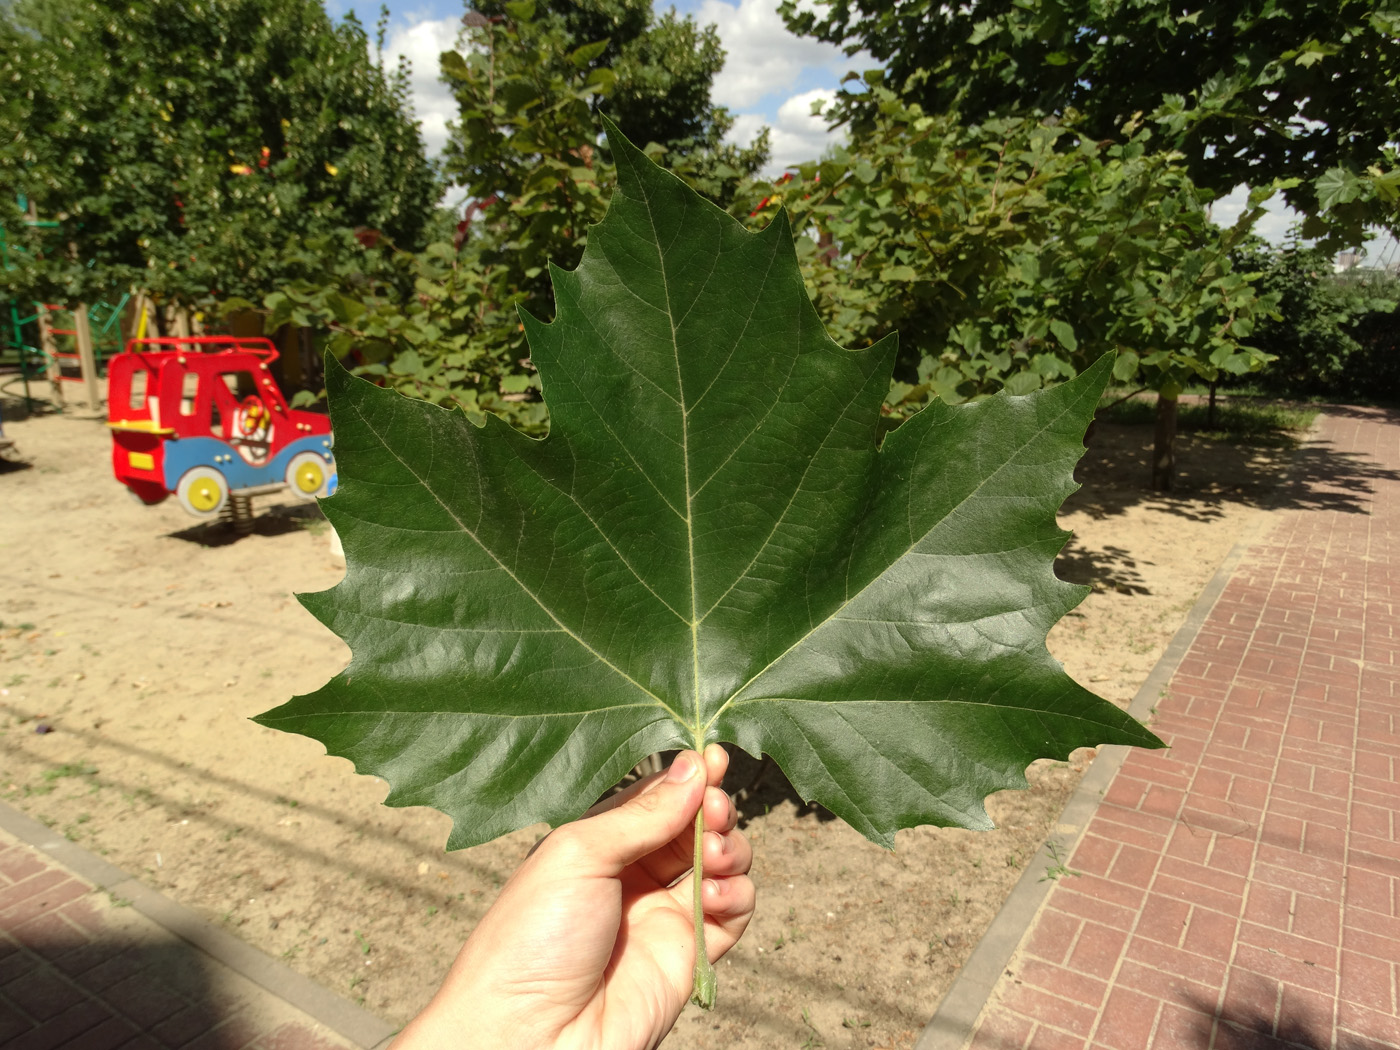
[0,394,1295,1049]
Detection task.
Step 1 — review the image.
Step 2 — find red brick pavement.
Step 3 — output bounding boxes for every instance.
[0,831,364,1050]
[964,407,1400,1050]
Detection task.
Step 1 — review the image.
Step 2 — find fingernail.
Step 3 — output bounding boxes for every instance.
[667,752,698,782]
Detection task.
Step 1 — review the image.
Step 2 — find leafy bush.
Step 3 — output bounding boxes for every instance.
[1236,240,1400,400]
[740,88,1275,412]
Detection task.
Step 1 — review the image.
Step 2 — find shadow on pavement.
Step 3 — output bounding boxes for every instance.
[2,925,251,1048]
[1178,989,1376,1050]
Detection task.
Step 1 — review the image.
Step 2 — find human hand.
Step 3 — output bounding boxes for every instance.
[392,745,754,1050]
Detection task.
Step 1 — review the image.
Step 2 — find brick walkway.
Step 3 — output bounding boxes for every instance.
[0,809,396,1050]
[955,406,1400,1050]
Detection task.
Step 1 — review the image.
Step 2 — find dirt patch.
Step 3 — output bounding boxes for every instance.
[0,400,1296,1049]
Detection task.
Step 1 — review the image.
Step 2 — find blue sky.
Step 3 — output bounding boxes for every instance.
[336,0,1342,248]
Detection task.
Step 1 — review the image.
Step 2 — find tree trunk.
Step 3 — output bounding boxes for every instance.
[1152,392,1178,491]
[299,328,321,392]
[1207,380,1218,429]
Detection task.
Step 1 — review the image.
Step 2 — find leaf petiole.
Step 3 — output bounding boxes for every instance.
[689,802,717,1009]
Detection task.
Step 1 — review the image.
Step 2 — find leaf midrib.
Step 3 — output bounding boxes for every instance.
[277,703,670,720]
[632,173,706,744]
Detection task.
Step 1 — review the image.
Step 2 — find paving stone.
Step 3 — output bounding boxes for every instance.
[0,831,378,1050]
[3,965,85,1022]
[102,970,191,1028]
[954,408,1400,1050]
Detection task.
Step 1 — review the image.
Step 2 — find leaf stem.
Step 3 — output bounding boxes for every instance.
[689,801,717,1009]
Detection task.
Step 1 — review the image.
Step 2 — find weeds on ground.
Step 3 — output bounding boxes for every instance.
[1039,840,1084,882]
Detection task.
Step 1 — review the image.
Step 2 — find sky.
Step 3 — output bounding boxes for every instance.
[335,0,1342,249]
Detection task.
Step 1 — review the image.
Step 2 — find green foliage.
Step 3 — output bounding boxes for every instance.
[257,125,1159,865]
[441,0,768,311]
[275,0,768,424]
[259,229,548,434]
[783,0,1400,246]
[472,0,733,153]
[1346,300,1400,403]
[1233,240,1400,398]
[0,0,438,308]
[741,89,1274,410]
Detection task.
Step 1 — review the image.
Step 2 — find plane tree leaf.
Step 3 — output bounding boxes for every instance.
[255,120,1161,857]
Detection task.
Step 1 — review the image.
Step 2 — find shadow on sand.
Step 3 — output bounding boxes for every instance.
[164,502,327,547]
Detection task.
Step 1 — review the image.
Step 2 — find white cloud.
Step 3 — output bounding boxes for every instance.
[382,16,461,159]
[696,0,865,109]
[1210,183,1302,245]
[728,89,842,176]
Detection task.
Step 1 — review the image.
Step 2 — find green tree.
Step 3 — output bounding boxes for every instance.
[783,0,1400,245]
[0,0,438,312]
[474,0,732,153]
[741,85,1275,488]
[441,0,768,310]
[259,0,767,432]
[1235,239,1400,397]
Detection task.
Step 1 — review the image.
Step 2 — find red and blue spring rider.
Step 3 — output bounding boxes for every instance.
[108,337,334,531]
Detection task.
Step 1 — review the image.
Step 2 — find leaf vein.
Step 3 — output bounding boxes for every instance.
[350,395,679,722]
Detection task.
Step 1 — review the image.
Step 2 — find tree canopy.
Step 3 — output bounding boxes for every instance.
[783,0,1400,244]
[429,0,767,352]
[0,0,439,307]
[259,0,768,434]
[742,89,1273,411]
[442,0,766,234]
[472,0,733,154]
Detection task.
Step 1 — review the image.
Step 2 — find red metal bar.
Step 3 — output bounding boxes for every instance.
[121,336,280,366]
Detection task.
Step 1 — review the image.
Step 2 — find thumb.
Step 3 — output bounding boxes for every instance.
[555,751,706,878]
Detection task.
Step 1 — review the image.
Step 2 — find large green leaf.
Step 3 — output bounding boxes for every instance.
[256,121,1161,851]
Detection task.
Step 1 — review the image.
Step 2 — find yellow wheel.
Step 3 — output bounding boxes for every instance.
[285,450,333,501]
[175,467,229,519]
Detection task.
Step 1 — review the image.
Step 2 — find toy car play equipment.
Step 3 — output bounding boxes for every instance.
[107,336,334,531]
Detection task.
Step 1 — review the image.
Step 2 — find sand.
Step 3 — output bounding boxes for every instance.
[0,399,1295,1048]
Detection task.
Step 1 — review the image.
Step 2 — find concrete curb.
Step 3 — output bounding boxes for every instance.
[914,522,1264,1050]
[0,800,399,1050]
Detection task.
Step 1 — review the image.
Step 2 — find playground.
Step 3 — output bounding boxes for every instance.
[0,382,1302,1049]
